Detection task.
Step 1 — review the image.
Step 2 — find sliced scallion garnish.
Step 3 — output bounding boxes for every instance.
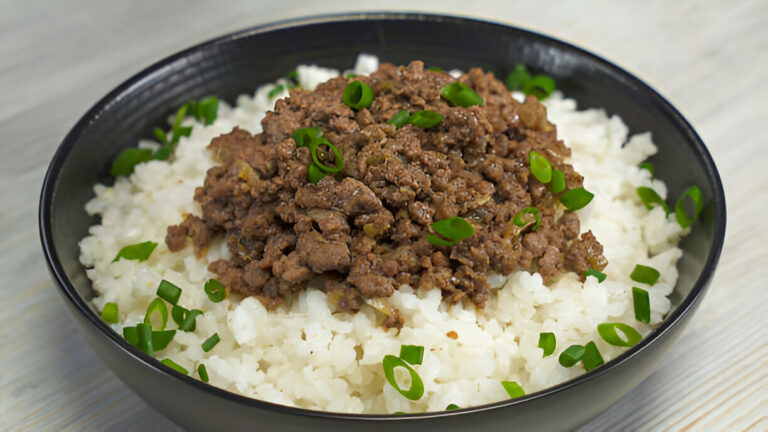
[581,341,604,371]
[426,216,475,246]
[123,326,139,347]
[522,75,556,100]
[408,110,444,128]
[559,187,594,211]
[204,279,226,303]
[636,187,670,215]
[307,163,328,184]
[675,185,703,228]
[171,304,189,326]
[538,332,556,358]
[630,264,660,285]
[201,333,220,352]
[501,381,525,399]
[268,84,285,99]
[387,110,410,129]
[528,151,552,183]
[551,169,566,194]
[639,162,655,178]
[446,404,459,410]
[137,323,154,357]
[113,241,157,263]
[583,268,607,283]
[342,80,374,110]
[440,82,484,107]
[597,323,642,347]
[198,364,209,383]
[399,345,424,365]
[157,280,182,305]
[109,148,154,176]
[151,330,176,351]
[558,344,585,367]
[186,97,219,125]
[143,298,168,331]
[513,207,542,231]
[179,309,203,332]
[427,66,444,72]
[506,64,531,91]
[161,358,188,375]
[382,355,424,400]
[292,126,323,148]
[100,302,119,324]
[309,139,344,173]
[632,287,651,323]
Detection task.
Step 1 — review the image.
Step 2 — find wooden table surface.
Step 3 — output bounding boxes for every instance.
[2,1,766,430]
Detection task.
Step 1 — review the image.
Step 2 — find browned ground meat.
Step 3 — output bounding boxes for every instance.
[165,61,607,328]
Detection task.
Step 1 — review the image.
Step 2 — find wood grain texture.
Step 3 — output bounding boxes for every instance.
[1,0,766,430]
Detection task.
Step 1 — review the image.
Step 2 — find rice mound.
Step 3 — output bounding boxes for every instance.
[79,55,687,413]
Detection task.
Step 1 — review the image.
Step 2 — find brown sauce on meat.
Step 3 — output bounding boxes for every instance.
[166,61,606,328]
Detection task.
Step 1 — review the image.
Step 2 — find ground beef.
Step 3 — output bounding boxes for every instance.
[166,61,607,327]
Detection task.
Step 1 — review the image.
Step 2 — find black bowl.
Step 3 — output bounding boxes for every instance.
[39,13,725,431]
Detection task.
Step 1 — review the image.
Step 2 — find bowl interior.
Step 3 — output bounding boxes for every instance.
[40,12,725,425]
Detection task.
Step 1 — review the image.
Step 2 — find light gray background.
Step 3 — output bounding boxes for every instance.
[2,0,766,430]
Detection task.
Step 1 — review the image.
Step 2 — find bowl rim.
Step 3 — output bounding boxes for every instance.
[39,11,726,421]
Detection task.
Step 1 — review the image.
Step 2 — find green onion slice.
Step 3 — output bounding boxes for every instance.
[425,233,456,246]
[204,279,226,303]
[387,110,410,129]
[408,110,444,128]
[198,364,209,383]
[100,302,119,324]
[201,333,220,352]
[123,326,139,347]
[292,126,323,148]
[344,73,357,79]
[559,187,594,211]
[113,241,157,262]
[597,323,642,347]
[197,97,219,125]
[632,287,651,323]
[286,69,298,82]
[528,151,552,183]
[538,332,556,358]
[630,264,660,285]
[583,268,607,283]
[179,309,203,332]
[637,186,670,215]
[307,163,328,184]
[110,148,154,176]
[400,345,424,365]
[169,104,189,145]
[342,80,374,110]
[501,381,525,399]
[268,84,285,99]
[675,185,703,228]
[137,323,154,357]
[382,355,424,401]
[161,358,188,375]
[427,66,444,72]
[152,330,176,351]
[506,64,531,91]
[171,304,189,326]
[153,127,168,144]
[581,341,605,372]
[446,403,459,410]
[309,139,344,173]
[558,344,585,367]
[157,280,182,305]
[522,75,556,100]
[551,169,566,194]
[143,298,168,331]
[427,216,475,246]
[513,207,542,231]
[639,162,655,178]
[440,82,484,107]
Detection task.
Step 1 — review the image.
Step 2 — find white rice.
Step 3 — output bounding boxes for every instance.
[79,54,688,413]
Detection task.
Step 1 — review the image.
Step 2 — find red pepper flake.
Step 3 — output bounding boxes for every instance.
[446,331,458,340]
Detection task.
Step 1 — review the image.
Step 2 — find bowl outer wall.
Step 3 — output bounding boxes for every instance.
[39,12,726,431]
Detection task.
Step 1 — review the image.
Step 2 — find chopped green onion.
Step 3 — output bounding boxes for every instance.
[342,80,374,110]
[427,216,475,246]
[538,332,556,358]
[309,139,344,173]
[522,75,556,100]
[171,304,189,326]
[110,148,154,176]
[639,162,655,178]
[559,187,594,211]
[307,163,328,184]
[143,298,168,331]
[152,330,176,351]
[186,97,219,125]
[113,241,157,262]
[408,110,444,128]
[399,345,424,365]
[440,82,484,107]
[137,323,154,357]
[286,69,298,82]
[632,287,651,323]
[427,66,444,72]
[100,302,119,324]
[293,126,323,148]
[344,73,357,79]
[597,323,642,347]
[558,344,585,367]
[201,333,220,352]
[152,145,172,161]
[581,341,604,371]
[157,280,182,305]
[501,381,525,399]
[382,355,424,400]
[268,84,285,99]
[161,358,188,375]
[198,364,209,383]
[528,151,552,183]
[169,104,189,146]
[583,268,607,283]
[204,279,226,303]
[179,309,203,332]
[675,185,703,228]
[386,110,410,129]
[637,186,670,215]
[123,326,139,347]
[153,127,168,144]
[513,207,542,231]
[506,64,531,91]
[630,264,660,285]
[446,403,459,410]
[551,169,566,194]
